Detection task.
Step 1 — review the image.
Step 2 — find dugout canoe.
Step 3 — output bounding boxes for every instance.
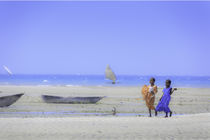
[0,93,24,107]
[42,95,104,104]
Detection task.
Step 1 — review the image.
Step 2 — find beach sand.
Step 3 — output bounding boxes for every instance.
[0,114,210,140]
[0,85,210,115]
[0,85,210,139]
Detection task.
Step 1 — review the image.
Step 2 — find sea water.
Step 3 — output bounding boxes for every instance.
[0,74,210,87]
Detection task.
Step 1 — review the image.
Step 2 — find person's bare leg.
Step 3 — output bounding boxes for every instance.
[155,110,158,116]
[149,109,152,117]
[170,111,172,117]
[165,112,168,118]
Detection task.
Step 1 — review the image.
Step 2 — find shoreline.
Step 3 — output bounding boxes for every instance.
[0,85,210,89]
[1,84,210,88]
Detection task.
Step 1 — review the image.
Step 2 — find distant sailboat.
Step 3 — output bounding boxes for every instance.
[3,65,13,75]
[105,64,116,84]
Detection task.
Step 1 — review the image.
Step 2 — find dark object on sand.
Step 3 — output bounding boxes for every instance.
[0,93,24,107]
[112,107,117,115]
[42,95,104,104]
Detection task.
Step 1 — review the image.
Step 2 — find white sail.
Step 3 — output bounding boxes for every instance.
[105,64,116,84]
[3,65,13,75]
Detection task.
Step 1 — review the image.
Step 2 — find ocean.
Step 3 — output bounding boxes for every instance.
[0,74,210,88]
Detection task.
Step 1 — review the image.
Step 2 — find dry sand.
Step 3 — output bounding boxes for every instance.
[0,85,210,139]
[0,113,210,140]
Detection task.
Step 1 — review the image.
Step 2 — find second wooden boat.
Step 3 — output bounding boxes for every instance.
[42,95,104,104]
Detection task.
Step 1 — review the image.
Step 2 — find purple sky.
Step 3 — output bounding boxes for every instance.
[0,1,210,75]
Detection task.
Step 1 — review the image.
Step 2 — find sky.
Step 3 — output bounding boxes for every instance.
[0,1,210,76]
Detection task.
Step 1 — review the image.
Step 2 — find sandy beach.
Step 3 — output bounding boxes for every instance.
[0,113,210,140]
[0,85,210,139]
[0,85,210,116]
[1,0,210,139]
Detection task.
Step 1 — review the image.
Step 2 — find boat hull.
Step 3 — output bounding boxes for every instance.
[42,95,104,104]
[0,93,24,107]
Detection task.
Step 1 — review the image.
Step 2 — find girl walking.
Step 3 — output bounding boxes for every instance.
[155,79,177,117]
[142,77,158,117]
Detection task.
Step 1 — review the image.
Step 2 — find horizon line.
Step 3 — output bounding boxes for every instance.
[0,73,210,77]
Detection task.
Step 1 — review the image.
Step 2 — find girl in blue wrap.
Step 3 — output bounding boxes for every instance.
[155,80,177,117]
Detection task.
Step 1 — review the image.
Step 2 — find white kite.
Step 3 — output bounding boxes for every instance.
[3,65,13,75]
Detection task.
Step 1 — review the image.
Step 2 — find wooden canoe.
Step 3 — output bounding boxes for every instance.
[42,95,104,104]
[0,93,24,107]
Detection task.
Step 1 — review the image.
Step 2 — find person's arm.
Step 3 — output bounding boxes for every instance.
[154,86,158,94]
[170,88,177,95]
[159,94,163,101]
[159,88,164,101]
